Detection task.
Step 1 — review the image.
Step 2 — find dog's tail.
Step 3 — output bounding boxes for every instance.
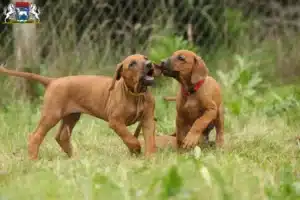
[0,63,53,87]
[163,96,176,101]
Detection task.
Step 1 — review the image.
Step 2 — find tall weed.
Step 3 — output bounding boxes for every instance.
[217,54,264,116]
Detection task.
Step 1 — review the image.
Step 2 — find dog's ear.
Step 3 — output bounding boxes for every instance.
[109,63,123,91]
[191,56,208,84]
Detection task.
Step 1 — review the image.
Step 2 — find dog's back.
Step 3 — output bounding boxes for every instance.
[43,75,114,119]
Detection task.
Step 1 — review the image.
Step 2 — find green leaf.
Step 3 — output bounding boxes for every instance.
[160,165,183,198]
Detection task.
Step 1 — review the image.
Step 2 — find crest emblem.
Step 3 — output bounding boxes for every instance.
[3,2,41,24]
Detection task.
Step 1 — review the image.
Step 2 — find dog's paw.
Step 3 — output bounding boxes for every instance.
[128,140,142,155]
[129,147,141,155]
[182,132,201,149]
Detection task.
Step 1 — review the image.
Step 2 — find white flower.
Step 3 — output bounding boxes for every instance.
[193,146,202,159]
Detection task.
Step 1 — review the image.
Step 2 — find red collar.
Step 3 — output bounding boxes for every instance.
[181,79,205,97]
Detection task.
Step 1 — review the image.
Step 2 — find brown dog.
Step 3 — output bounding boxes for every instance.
[154,50,224,149]
[0,54,157,160]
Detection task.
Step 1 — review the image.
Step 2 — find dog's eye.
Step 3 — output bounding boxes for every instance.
[177,55,185,61]
[129,61,137,68]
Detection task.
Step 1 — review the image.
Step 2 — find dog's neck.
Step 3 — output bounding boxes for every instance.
[120,79,146,123]
[122,80,146,97]
[180,78,205,97]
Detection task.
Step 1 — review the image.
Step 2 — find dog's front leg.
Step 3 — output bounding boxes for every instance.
[141,101,156,157]
[183,101,217,149]
[109,118,141,154]
[176,115,187,147]
[176,115,191,151]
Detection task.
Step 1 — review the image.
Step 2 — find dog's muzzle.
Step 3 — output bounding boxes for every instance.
[141,60,155,86]
[160,58,179,78]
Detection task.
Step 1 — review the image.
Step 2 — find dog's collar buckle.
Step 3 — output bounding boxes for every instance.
[181,79,205,97]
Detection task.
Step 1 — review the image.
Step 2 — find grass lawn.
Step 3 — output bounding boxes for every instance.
[0,101,299,200]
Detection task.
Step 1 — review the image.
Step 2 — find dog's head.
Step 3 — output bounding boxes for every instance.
[109,54,155,93]
[156,50,208,85]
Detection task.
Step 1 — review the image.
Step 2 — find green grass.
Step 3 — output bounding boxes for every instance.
[0,48,300,199]
[0,98,300,200]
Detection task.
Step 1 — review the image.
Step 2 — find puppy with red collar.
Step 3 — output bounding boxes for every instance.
[154,50,224,150]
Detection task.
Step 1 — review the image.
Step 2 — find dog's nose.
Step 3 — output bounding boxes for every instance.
[160,59,167,67]
[145,60,152,68]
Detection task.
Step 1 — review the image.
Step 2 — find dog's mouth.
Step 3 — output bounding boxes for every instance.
[136,68,155,93]
[159,66,179,79]
[162,68,179,79]
[159,59,179,79]
[143,68,154,84]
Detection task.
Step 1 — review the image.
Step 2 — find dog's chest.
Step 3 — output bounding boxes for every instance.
[179,97,204,120]
[125,99,145,125]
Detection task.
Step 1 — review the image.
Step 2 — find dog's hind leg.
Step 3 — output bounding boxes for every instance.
[55,113,81,157]
[28,115,60,160]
